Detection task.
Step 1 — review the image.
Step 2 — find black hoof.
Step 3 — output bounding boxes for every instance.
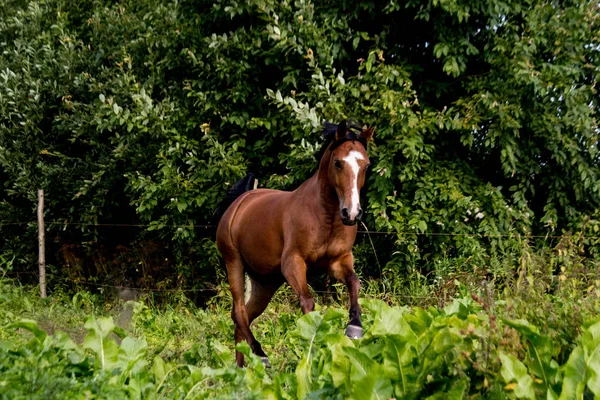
[345,324,363,339]
[260,356,271,368]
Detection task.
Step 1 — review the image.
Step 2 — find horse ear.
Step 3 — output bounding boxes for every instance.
[336,119,348,141]
[360,126,375,142]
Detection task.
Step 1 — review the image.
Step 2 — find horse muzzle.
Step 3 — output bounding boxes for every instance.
[340,208,363,226]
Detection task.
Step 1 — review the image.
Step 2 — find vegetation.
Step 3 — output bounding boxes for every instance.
[0,0,598,290]
[1,249,600,399]
[1,0,599,397]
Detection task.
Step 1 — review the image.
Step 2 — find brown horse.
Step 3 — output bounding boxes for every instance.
[216,120,374,367]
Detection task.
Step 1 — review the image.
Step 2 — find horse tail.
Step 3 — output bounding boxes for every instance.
[213,173,257,223]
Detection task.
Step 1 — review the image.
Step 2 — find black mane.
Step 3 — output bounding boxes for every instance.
[317,120,366,161]
[215,121,367,222]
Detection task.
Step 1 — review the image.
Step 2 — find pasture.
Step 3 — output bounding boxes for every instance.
[1,250,599,399]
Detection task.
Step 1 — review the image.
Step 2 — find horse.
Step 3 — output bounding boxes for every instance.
[215,120,374,367]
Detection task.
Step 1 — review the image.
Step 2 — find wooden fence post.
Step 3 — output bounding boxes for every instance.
[38,189,46,298]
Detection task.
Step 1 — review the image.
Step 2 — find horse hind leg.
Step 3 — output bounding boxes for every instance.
[224,254,264,367]
[243,275,282,367]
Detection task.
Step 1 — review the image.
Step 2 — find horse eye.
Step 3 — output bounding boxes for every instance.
[334,160,342,169]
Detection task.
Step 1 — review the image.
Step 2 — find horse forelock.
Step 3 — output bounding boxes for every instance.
[321,121,367,153]
[329,133,367,152]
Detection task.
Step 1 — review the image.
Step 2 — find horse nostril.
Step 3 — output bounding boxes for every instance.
[341,208,350,219]
[356,208,363,220]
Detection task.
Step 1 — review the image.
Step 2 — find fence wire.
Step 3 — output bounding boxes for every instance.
[2,220,599,239]
[2,218,599,299]
[2,270,436,299]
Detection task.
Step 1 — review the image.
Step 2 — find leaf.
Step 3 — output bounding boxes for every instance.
[52,330,86,364]
[212,340,235,366]
[559,327,594,399]
[404,308,434,336]
[8,319,47,342]
[425,378,469,400]
[505,319,540,336]
[446,378,469,399]
[500,352,536,399]
[506,319,557,386]
[329,334,355,388]
[500,352,528,383]
[176,200,187,212]
[152,355,167,383]
[296,349,315,398]
[83,315,120,371]
[430,326,462,356]
[362,299,415,340]
[351,364,393,400]
[382,335,417,397]
[443,298,474,318]
[294,312,335,398]
[118,336,148,375]
[583,320,600,396]
[295,311,330,343]
[342,346,374,381]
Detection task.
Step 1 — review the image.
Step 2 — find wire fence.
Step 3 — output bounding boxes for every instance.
[2,218,599,298]
[2,220,599,239]
[2,269,439,300]
[1,270,217,293]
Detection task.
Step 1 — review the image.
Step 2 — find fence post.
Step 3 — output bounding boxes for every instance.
[38,189,46,298]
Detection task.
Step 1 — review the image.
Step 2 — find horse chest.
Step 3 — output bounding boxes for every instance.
[304,230,351,265]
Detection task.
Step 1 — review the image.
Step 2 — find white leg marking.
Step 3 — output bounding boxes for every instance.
[244,273,252,304]
[342,150,364,219]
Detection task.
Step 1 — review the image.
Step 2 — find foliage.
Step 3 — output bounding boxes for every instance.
[0,0,599,288]
[2,279,600,399]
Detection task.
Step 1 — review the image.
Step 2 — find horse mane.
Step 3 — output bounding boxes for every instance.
[215,120,367,222]
[317,120,366,161]
[213,172,256,223]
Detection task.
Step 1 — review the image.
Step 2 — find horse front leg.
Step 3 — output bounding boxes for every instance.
[329,254,363,339]
[281,253,315,314]
[344,272,363,338]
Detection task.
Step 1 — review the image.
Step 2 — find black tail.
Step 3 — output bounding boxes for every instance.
[213,173,256,223]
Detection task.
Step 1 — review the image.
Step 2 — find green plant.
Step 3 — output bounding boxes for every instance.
[1,0,598,291]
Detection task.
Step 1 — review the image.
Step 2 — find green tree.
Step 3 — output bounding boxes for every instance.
[0,0,598,290]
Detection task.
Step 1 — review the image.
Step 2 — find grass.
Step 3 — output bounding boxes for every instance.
[2,268,598,371]
[1,277,349,372]
[1,237,600,398]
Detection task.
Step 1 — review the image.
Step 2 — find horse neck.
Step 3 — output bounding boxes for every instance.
[303,149,339,215]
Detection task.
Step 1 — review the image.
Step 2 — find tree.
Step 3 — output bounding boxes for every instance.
[0,0,598,290]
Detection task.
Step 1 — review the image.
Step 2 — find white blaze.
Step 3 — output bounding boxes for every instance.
[342,150,364,219]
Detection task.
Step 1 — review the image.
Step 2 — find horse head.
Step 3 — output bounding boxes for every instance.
[323,120,374,226]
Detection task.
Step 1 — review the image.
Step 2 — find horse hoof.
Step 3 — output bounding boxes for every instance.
[345,324,363,339]
[260,356,271,368]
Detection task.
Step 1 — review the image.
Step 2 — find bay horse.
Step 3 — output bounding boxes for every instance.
[216,120,374,367]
